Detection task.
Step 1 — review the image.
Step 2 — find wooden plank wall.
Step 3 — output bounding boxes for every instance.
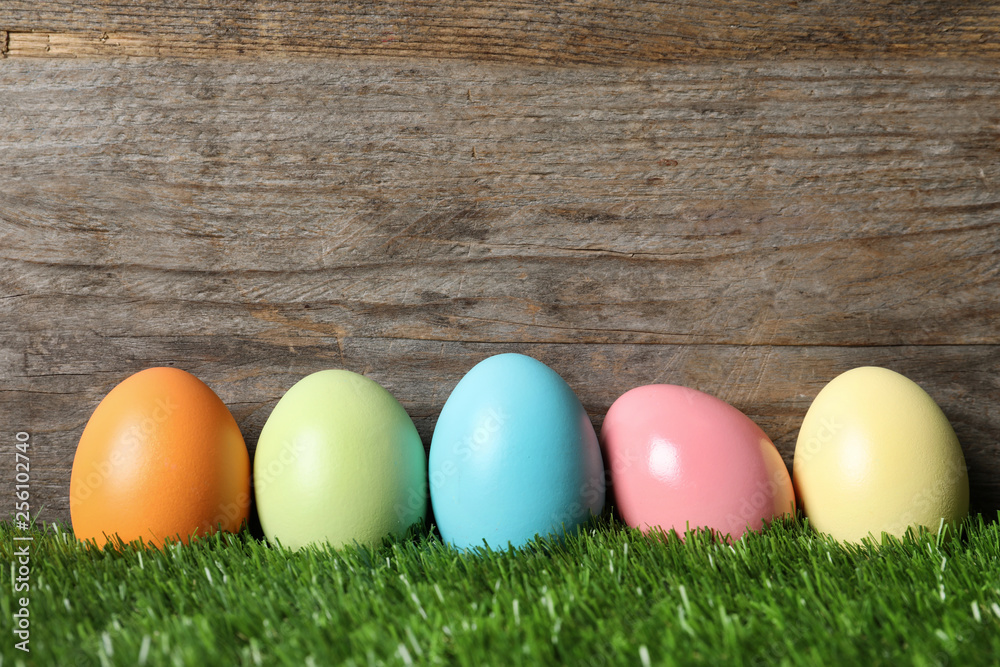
[2,1,999,524]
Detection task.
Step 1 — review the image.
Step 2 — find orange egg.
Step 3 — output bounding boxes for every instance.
[70,367,250,548]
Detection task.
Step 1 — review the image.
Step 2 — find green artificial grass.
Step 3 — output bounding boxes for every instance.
[2,516,1000,666]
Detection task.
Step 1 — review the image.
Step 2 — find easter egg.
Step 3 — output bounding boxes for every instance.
[793,366,969,543]
[601,384,794,540]
[253,370,427,550]
[429,353,605,549]
[70,367,250,548]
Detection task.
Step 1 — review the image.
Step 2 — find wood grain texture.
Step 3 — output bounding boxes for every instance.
[1,56,998,523]
[2,0,1000,62]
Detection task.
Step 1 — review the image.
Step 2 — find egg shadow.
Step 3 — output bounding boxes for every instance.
[938,403,1000,524]
[244,484,265,541]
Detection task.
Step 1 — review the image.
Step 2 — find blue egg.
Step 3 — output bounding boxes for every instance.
[429,353,606,549]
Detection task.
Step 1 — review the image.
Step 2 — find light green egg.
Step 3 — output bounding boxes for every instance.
[253,370,427,549]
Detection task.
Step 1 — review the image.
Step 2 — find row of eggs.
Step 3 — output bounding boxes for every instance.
[69,354,970,550]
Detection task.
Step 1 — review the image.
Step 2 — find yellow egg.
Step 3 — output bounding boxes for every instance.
[793,366,968,543]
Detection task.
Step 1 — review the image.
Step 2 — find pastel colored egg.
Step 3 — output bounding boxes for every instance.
[429,353,605,550]
[253,370,427,550]
[601,384,794,540]
[70,367,251,548]
[793,366,969,543]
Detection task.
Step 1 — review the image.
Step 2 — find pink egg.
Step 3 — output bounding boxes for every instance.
[601,384,795,540]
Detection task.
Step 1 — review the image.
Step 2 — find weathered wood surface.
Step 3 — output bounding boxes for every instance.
[4,59,999,343]
[2,0,999,62]
[1,4,999,524]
